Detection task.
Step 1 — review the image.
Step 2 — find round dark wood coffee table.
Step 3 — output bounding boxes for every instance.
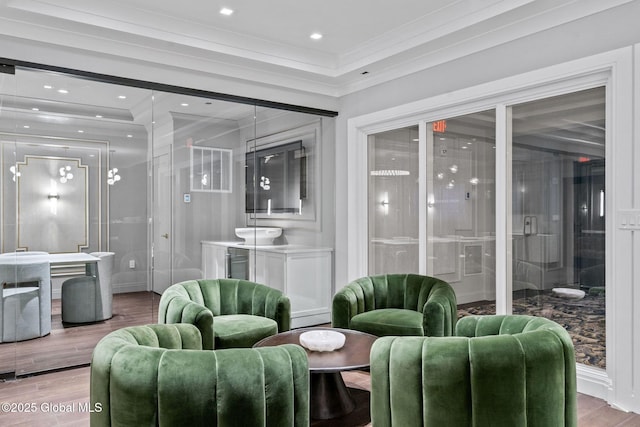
[254,327,377,420]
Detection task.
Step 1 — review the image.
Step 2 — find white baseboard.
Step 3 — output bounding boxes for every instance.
[291,313,331,328]
[576,363,612,401]
[112,282,148,294]
[51,281,148,300]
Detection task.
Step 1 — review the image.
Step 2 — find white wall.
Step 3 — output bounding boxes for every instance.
[335,1,640,288]
[336,2,640,413]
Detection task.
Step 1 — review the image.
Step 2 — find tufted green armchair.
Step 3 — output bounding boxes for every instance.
[332,274,457,337]
[90,324,308,427]
[371,315,577,427]
[158,279,291,349]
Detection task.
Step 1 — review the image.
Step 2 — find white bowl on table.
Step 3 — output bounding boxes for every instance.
[299,330,346,352]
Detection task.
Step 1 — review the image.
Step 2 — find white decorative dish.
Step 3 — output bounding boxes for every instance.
[299,330,346,352]
[552,287,586,300]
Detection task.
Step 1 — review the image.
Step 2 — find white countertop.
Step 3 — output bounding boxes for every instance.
[202,241,333,254]
[0,252,99,265]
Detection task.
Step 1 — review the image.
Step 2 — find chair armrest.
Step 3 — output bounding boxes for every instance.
[158,296,215,350]
[332,286,365,328]
[421,286,457,337]
[273,296,291,332]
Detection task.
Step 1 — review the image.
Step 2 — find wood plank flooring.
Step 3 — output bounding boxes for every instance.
[0,291,158,376]
[2,368,640,426]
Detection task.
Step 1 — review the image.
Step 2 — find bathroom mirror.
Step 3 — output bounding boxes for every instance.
[245,140,306,214]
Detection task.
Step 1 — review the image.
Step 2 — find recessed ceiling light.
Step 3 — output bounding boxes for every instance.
[78,130,84,133]
[43,85,52,89]
[96,115,103,118]
[181,103,189,107]
[220,7,234,16]
[57,89,68,94]
[23,125,30,129]
[32,107,39,111]
[310,33,323,40]
[127,134,133,138]
[118,95,127,99]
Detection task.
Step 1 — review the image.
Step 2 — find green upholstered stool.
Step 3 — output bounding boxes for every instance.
[158,278,291,349]
[370,314,577,427]
[332,273,457,337]
[90,324,309,427]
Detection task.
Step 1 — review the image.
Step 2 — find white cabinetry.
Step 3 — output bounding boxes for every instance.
[201,241,333,328]
[201,243,227,280]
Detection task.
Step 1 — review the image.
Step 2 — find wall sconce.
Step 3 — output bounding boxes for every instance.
[380,192,390,215]
[599,189,605,217]
[48,179,59,215]
[107,168,121,185]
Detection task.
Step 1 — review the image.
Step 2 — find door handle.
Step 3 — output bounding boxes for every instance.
[161,233,169,239]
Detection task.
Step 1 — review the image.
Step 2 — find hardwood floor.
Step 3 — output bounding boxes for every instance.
[0,291,158,376]
[2,368,640,426]
[1,292,639,426]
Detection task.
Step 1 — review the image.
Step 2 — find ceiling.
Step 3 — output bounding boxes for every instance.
[0,0,633,96]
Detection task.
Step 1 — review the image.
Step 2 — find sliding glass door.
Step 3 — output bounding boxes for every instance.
[426,111,496,311]
[510,87,606,368]
[365,87,606,369]
[367,126,419,274]
[367,111,496,311]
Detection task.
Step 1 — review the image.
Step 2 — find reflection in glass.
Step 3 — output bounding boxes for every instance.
[428,111,496,314]
[511,87,606,368]
[0,66,334,378]
[368,126,419,274]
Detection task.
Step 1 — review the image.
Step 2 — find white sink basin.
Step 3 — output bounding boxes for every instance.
[235,227,282,245]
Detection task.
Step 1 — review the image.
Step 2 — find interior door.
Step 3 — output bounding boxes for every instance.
[152,151,172,294]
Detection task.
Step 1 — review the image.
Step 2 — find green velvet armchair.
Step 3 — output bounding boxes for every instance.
[370,315,577,427]
[158,278,291,349]
[90,324,309,427]
[332,273,457,337]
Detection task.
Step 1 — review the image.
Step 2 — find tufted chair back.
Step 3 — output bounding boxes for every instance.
[90,324,308,427]
[371,314,577,427]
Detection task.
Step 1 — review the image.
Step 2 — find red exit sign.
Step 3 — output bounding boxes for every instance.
[433,120,447,133]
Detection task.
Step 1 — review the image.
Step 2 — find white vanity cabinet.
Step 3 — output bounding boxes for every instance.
[201,241,333,328]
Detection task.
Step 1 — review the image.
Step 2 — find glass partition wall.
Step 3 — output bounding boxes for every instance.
[368,111,496,311]
[510,87,606,368]
[0,65,334,378]
[366,87,606,371]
